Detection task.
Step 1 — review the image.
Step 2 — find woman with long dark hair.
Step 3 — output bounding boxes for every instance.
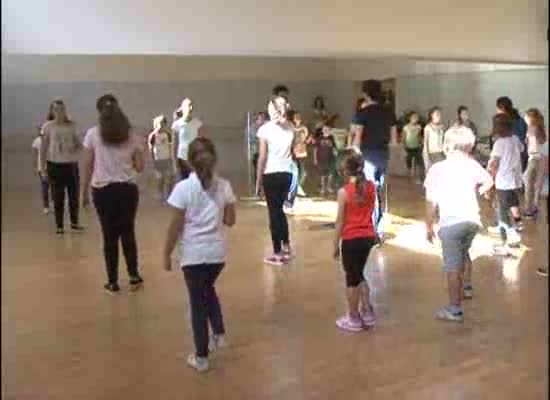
[40,99,83,234]
[81,94,145,294]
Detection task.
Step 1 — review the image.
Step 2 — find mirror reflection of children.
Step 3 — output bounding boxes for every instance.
[402,111,423,183]
[292,112,309,197]
[314,125,337,195]
[32,125,50,214]
[148,115,174,202]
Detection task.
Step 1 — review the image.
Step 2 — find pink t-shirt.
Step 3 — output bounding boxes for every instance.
[83,127,144,188]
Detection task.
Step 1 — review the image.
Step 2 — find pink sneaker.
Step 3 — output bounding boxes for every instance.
[264,255,285,266]
[281,247,294,261]
[335,315,364,332]
[360,307,377,327]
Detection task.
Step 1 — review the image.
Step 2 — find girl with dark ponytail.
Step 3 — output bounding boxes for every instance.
[163,137,236,373]
[332,149,377,333]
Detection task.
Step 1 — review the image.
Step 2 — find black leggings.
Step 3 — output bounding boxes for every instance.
[341,238,375,287]
[92,182,140,284]
[405,147,422,170]
[183,263,225,358]
[47,161,79,229]
[263,172,291,254]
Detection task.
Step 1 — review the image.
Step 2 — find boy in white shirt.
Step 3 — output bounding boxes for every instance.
[424,126,493,322]
[163,137,236,373]
[488,114,524,254]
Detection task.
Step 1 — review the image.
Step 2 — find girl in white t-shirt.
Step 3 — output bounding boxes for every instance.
[488,114,524,254]
[255,96,295,266]
[523,108,547,218]
[171,98,204,181]
[164,137,236,373]
[148,115,174,201]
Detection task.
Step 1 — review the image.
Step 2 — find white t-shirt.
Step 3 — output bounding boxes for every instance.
[256,121,294,174]
[424,153,493,227]
[167,173,236,266]
[172,118,202,160]
[148,130,172,161]
[32,136,42,171]
[83,127,144,188]
[490,136,524,190]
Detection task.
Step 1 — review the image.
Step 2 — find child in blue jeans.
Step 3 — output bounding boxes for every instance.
[163,137,236,372]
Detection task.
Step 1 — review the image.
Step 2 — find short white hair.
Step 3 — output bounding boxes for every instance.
[443,126,475,155]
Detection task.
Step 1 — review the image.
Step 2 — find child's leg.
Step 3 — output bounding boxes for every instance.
[204,264,225,336]
[342,239,370,318]
[183,266,210,358]
[524,158,537,212]
[40,174,50,209]
[405,149,413,177]
[320,175,327,193]
[327,174,334,193]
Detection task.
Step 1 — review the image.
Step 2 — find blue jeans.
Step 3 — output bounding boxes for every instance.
[363,150,388,238]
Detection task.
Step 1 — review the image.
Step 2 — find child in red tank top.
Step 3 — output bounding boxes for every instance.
[333,150,377,332]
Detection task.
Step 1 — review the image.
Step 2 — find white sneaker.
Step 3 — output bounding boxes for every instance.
[209,334,226,352]
[186,354,209,373]
[507,230,521,247]
[42,208,49,215]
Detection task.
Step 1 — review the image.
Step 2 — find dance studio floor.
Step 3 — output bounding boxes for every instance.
[2,177,548,399]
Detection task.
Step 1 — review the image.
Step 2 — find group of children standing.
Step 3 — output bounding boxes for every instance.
[31,90,548,374]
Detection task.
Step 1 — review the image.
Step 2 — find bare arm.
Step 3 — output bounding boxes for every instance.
[255,138,268,194]
[333,188,347,258]
[425,199,438,242]
[40,129,49,173]
[423,126,430,155]
[223,203,236,227]
[80,147,94,205]
[132,148,145,173]
[390,125,398,145]
[352,126,363,149]
[163,208,186,270]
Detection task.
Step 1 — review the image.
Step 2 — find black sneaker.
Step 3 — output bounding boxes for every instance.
[71,225,85,232]
[104,283,120,294]
[129,276,144,291]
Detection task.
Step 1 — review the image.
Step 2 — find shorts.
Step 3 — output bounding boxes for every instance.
[405,147,422,170]
[438,222,479,273]
[153,159,172,175]
[341,237,375,287]
[496,189,520,210]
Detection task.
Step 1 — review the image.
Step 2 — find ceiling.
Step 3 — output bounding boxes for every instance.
[2,0,548,64]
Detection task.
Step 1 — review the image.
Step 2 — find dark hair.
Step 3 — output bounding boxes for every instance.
[457,105,468,124]
[47,99,71,123]
[272,85,289,97]
[355,98,367,112]
[361,80,383,102]
[428,107,442,124]
[96,94,131,145]
[286,109,296,125]
[340,150,369,207]
[313,96,325,110]
[188,137,217,189]
[496,97,520,119]
[492,113,513,138]
[407,111,419,123]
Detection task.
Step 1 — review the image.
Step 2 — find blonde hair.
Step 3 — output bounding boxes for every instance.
[525,108,547,144]
[443,126,475,155]
[153,115,166,131]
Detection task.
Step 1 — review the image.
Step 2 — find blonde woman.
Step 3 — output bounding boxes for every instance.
[148,115,174,201]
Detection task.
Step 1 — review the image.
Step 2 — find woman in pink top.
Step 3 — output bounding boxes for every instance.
[333,150,377,332]
[81,94,145,294]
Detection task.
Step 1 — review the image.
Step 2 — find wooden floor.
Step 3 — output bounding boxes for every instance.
[2,177,548,400]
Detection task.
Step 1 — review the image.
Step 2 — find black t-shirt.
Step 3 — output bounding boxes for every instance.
[352,104,397,153]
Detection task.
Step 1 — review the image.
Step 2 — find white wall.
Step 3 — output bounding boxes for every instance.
[2,0,548,63]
